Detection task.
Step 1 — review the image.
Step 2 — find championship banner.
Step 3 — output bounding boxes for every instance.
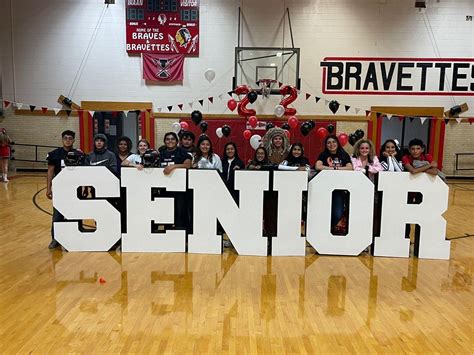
[126,0,200,55]
[143,53,185,81]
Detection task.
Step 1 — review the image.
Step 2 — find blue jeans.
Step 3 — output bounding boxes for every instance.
[51,208,65,240]
[331,190,346,227]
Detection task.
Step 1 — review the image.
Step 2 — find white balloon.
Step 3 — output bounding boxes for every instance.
[216,127,224,138]
[171,122,181,134]
[274,105,285,118]
[204,68,216,83]
[250,134,262,150]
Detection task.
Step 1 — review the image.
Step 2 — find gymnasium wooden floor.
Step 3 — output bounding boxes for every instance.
[0,174,472,353]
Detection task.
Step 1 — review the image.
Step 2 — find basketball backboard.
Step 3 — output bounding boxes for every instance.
[233,47,301,95]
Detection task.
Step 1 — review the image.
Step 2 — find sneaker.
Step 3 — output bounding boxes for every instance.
[48,239,60,249]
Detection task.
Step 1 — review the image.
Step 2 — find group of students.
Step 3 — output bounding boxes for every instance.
[46,127,440,249]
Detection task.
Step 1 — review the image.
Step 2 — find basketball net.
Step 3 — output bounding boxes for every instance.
[258,79,276,98]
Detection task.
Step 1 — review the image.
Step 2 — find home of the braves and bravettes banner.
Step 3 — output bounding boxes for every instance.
[126,0,199,54]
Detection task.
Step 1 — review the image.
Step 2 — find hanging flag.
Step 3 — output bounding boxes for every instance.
[29,105,36,112]
[65,110,72,117]
[355,108,360,114]
[142,53,185,81]
[305,93,311,100]
[53,108,61,116]
[398,115,405,121]
[420,117,427,125]
[178,104,183,110]
[365,110,371,117]
[468,118,474,125]
[218,93,224,99]
[208,97,214,104]
[345,105,351,112]
[456,117,462,124]
[3,101,10,108]
[123,110,130,116]
[198,99,204,106]
[188,102,194,108]
[41,107,48,114]
[15,102,23,110]
[167,105,173,112]
[227,91,234,97]
[89,110,95,117]
[409,117,415,122]
[315,97,321,104]
[444,118,450,125]
[156,108,162,113]
[387,114,393,120]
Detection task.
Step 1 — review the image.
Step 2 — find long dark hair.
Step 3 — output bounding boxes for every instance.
[286,143,310,166]
[379,139,401,163]
[117,136,132,155]
[223,142,241,160]
[194,135,214,164]
[323,135,349,158]
[248,146,269,167]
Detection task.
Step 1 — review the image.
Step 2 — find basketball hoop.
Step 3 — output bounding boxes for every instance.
[257,79,277,98]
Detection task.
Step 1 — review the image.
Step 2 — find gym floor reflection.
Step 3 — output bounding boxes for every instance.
[0,176,472,353]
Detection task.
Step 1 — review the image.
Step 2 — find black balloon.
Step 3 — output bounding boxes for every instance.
[199,121,208,133]
[307,121,315,130]
[327,124,335,133]
[265,122,275,131]
[349,133,358,146]
[300,122,311,136]
[222,125,231,137]
[191,110,203,125]
[328,100,340,114]
[355,129,364,140]
[247,91,258,104]
[281,123,291,130]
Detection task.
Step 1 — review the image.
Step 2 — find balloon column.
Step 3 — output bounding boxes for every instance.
[234,85,257,117]
[278,85,298,116]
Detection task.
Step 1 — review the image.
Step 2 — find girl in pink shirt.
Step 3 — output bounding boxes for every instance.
[351,139,383,182]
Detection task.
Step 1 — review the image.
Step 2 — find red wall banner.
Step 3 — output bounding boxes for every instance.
[126,0,199,55]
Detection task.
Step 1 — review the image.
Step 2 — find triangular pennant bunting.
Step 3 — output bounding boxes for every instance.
[188,102,194,108]
[420,117,427,125]
[365,110,371,117]
[227,91,233,97]
[29,105,36,112]
[305,93,311,100]
[15,102,23,110]
[178,104,183,110]
[376,112,382,119]
[345,105,351,112]
[123,110,129,116]
[278,82,283,88]
[89,110,95,117]
[398,115,405,122]
[218,94,224,100]
[208,97,214,104]
[324,99,330,105]
[468,118,474,125]
[198,99,204,106]
[41,107,48,114]
[444,118,450,125]
[167,105,173,112]
[156,107,162,113]
[455,117,462,124]
[53,108,61,115]
[355,108,360,114]
[315,97,321,104]
[387,114,393,120]
[65,109,72,117]
[3,101,10,108]
[409,117,415,122]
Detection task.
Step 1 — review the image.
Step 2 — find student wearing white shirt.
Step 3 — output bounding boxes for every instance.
[192,135,222,172]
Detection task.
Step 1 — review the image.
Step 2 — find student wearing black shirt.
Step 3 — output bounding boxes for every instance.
[46,130,82,249]
[316,135,353,235]
[158,132,192,230]
[179,130,196,155]
[221,142,245,201]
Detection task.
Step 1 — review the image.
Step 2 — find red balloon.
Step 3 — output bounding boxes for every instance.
[316,127,329,139]
[279,85,298,116]
[284,129,291,139]
[338,132,349,146]
[248,116,258,128]
[180,121,189,130]
[243,129,252,140]
[235,85,256,117]
[288,116,298,129]
[227,99,237,111]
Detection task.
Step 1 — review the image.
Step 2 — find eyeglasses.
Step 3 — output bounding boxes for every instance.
[63,136,74,141]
